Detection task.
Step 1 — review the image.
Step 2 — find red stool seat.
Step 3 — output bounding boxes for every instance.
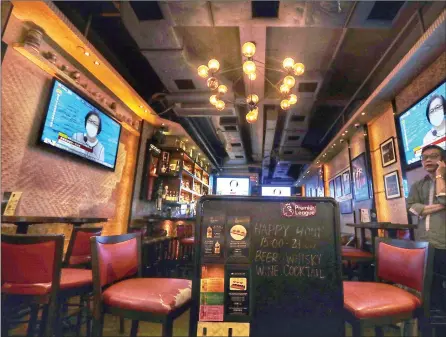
[1,282,52,296]
[103,278,191,314]
[179,237,195,245]
[69,255,92,266]
[60,268,92,290]
[341,247,373,259]
[343,281,421,319]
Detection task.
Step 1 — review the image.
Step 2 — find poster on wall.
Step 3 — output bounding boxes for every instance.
[329,180,335,198]
[339,200,353,214]
[334,176,343,198]
[384,170,402,200]
[342,170,351,195]
[380,137,397,167]
[352,153,370,202]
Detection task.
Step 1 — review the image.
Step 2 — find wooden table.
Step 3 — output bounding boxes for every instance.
[1,216,108,234]
[346,222,417,252]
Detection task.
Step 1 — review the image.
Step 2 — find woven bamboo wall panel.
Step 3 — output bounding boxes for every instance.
[1,47,137,233]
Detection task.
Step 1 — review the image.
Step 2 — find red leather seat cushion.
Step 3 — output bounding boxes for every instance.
[60,268,92,290]
[1,282,52,295]
[69,255,91,266]
[343,281,421,319]
[180,237,195,245]
[103,278,191,314]
[341,247,373,259]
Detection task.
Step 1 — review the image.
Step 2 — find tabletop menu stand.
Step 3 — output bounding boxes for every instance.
[189,196,344,337]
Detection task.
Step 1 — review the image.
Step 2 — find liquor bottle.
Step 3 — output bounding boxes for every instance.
[155,185,163,211]
[207,226,213,238]
[214,241,220,254]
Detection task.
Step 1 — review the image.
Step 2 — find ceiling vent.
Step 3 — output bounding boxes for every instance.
[298,82,318,93]
[174,79,196,90]
[223,125,237,131]
[291,115,305,122]
[235,155,244,159]
[129,1,164,21]
[284,150,293,155]
[367,1,404,21]
[252,1,280,18]
[231,143,242,147]
[288,135,300,141]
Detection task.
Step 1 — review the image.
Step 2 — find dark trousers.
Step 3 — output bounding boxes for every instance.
[432,248,446,311]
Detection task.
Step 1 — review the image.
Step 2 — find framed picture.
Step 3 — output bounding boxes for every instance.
[380,137,397,167]
[340,200,353,214]
[329,180,335,198]
[342,169,351,195]
[335,175,342,198]
[384,170,401,199]
[352,153,370,202]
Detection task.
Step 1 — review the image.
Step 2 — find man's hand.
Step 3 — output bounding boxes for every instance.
[436,160,446,177]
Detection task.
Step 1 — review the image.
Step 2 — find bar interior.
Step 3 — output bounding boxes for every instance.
[1,1,445,336]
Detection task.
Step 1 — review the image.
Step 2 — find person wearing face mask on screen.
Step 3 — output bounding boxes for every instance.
[423,94,446,146]
[72,111,105,162]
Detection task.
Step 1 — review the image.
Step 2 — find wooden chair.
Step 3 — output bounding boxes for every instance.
[343,238,434,337]
[1,234,64,337]
[64,227,103,268]
[90,233,192,337]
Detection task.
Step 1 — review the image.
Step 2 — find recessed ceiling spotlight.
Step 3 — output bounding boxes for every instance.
[361,112,365,115]
[84,51,90,56]
[139,105,143,108]
[94,60,100,65]
[144,109,147,113]
[345,130,348,133]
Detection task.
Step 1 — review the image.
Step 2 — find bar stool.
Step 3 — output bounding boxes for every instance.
[1,234,64,337]
[343,238,434,337]
[176,224,195,277]
[65,227,103,268]
[90,233,192,337]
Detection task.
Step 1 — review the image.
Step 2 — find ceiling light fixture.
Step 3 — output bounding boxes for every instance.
[197,42,305,122]
[84,51,90,56]
[94,60,100,65]
[361,112,365,115]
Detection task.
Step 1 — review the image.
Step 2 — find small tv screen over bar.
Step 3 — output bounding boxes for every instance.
[40,79,121,170]
[261,186,291,197]
[216,177,250,196]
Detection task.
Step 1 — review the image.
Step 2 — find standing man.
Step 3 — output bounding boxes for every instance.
[407,144,446,321]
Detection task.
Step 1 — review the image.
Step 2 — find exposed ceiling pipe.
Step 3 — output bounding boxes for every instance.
[320,7,423,143]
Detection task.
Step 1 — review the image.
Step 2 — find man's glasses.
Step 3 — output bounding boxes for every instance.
[421,153,441,161]
[87,119,99,128]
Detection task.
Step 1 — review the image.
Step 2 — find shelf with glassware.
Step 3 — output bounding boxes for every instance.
[156,149,211,205]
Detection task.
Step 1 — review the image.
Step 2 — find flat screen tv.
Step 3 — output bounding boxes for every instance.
[40,79,122,170]
[261,186,291,197]
[397,81,445,168]
[216,177,250,196]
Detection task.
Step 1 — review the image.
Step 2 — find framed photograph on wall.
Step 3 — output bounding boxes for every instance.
[329,180,335,198]
[335,175,342,198]
[380,137,397,167]
[384,170,401,199]
[340,200,353,214]
[342,169,351,195]
[352,153,370,202]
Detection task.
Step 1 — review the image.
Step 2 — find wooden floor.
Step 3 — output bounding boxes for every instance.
[9,310,409,336]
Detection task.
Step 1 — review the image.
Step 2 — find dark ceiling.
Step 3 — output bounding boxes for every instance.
[54,1,435,183]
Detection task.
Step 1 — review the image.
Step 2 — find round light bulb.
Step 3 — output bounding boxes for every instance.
[207,77,219,90]
[248,73,256,81]
[208,59,220,73]
[293,62,305,76]
[283,58,295,70]
[288,94,298,105]
[242,42,256,58]
[210,95,218,105]
[215,100,225,111]
[280,84,290,95]
[243,60,256,75]
[197,65,209,78]
[246,94,259,104]
[217,85,228,95]
[284,75,296,88]
[280,99,291,110]
[246,108,258,124]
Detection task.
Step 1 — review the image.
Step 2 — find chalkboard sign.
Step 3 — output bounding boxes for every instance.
[190,196,344,337]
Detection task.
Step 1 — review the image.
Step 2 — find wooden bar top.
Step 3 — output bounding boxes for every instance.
[346,222,417,230]
[1,216,108,224]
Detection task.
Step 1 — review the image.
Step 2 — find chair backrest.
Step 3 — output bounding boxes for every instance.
[90,233,141,288]
[375,238,433,299]
[65,227,102,266]
[1,234,64,293]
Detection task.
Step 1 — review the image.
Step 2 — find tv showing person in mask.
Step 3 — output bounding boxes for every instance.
[398,82,445,166]
[40,79,121,169]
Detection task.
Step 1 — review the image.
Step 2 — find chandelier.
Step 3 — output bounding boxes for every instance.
[197,42,305,124]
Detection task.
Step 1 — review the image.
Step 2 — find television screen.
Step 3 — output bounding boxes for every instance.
[398,82,445,166]
[216,177,250,196]
[40,79,121,169]
[261,186,291,197]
